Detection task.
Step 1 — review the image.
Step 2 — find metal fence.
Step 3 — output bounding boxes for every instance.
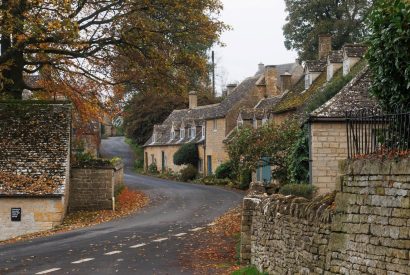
[346,109,410,159]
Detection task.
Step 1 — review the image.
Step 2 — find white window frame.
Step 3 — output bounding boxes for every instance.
[237,119,243,128]
[213,119,217,131]
[180,128,185,139]
[153,133,157,143]
[190,126,196,138]
[201,125,205,138]
[253,118,258,129]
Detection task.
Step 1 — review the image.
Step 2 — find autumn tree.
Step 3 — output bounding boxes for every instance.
[283,0,374,60]
[0,0,226,116]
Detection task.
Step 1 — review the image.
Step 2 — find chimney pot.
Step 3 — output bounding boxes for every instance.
[189,91,198,109]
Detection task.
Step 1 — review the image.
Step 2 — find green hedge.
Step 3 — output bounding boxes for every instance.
[173,143,199,166]
[279,184,316,199]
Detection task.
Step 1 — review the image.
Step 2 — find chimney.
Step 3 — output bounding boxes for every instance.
[258,63,265,73]
[318,34,332,60]
[226,84,237,95]
[264,65,279,96]
[189,91,197,109]
[280,72,292,92]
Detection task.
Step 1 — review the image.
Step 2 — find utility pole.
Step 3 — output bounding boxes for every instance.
[212,51,215,98]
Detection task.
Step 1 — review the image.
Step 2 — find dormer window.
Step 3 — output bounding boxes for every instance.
[153,133,157,143]
[305,74,311,89]
[201,125,205,138]
[171,130,175,140]
[180,128,185,139]
[190,127,196,138]
[343,57,350,76]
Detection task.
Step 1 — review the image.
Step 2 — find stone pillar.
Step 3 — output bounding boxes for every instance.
[240,197,259,264]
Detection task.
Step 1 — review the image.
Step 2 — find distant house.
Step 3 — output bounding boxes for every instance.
[143,62,303,175]
[309,67,379,194]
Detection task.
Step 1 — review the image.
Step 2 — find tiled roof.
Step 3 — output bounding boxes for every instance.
[343,44,367,58]
[255,96,282,110]
[305,60,326,72]
[239,108,266,120]
[328,50,343,63]
[272,71,324,113]
[310,67,379,119]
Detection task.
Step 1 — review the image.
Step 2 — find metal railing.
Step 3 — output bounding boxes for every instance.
[346,109,410,159]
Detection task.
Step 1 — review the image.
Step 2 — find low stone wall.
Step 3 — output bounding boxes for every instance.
[69,161,124,212]
[0,196,65,241]
[242,158,410,274]
[241,190,335,274]
[327,159,410,274]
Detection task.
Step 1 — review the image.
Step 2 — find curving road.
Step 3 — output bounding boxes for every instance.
[0,137,243,274]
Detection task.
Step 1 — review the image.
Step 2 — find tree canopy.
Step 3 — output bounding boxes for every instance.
[283,0,373,60]
[0,0,226,117]
[367,0,410,112]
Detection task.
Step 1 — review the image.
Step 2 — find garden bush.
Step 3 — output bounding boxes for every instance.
[279,183,316,199]
[239,169,252,190]
[215,161,234,179]
[147,163,158,174]
[179,164,198,182]
[173,143,199,166]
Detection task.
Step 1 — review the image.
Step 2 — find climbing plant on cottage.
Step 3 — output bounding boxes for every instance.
[227,119,300,184]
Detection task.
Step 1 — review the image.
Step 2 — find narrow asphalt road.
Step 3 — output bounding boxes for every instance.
[0,137,243,275]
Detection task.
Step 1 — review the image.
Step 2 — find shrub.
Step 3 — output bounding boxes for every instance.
[279,183,316,199]
[239,169,252,190]
[180,164,198,182]
[173,143,199,166]
[198,175,232,186]
[215,161,234,179]
[232,266,268,275]
[148,163,158,174]
[287,127,310,184]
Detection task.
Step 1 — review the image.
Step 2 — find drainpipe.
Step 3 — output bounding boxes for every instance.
[308,120,313,185]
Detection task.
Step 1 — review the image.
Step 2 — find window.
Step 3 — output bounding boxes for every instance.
[190,127,196,138]
[201,125,205,138]
[213,119,217,131]
[343,58,350,76]
[180,128,185,139]
[171,130,175,140]
[153,133,157,143]
[237,119,243,128]
[327,64,334,82]
[253,118,258,129]
[304,74,311,89]
[198,159,203,172]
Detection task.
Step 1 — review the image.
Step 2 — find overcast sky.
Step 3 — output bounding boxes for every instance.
[212,0,297,94]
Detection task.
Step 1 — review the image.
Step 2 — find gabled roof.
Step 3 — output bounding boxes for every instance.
[238,108,266,120]
[328,50,343,63]
[343,44,367,58]
[305,60,326,72]
[255,96,282,110]
[310,67,379,119]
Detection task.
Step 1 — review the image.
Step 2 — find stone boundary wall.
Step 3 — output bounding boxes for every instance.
[242,158,410,274]
[69,161,124,212]
[241,190,335,274]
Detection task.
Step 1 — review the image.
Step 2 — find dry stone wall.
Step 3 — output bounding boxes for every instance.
[69,161,124,211]
[242,158,410,275]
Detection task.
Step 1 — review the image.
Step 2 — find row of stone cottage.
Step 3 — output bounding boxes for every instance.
[144,35,376,194]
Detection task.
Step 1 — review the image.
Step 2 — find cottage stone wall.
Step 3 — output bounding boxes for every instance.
[242,158,410,274]
[69,162,124,211]
[0,197,65,241]
[311,121,347,194]
[205,118,229,174]
[144,145,186,173]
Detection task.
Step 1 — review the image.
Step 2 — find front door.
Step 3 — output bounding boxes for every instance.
[161,151,165,172]
[261,157,271,184]
[207,155,212,175]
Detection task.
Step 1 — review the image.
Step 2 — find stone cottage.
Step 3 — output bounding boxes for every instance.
[143,62,303,175]
[0,101,72,241]
[309,67,379,194]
